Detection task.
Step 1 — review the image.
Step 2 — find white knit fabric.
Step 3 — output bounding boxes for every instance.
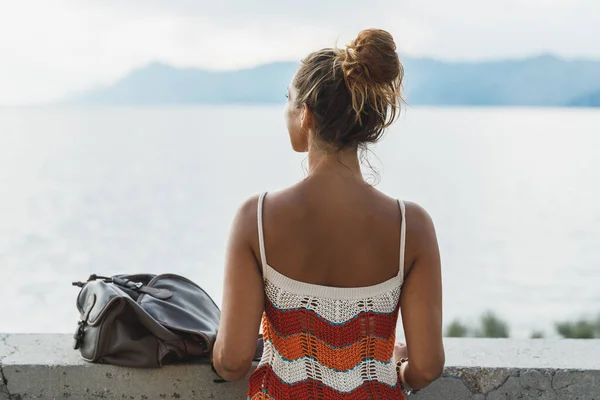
[264,275,401,323]
[258,346,398,391]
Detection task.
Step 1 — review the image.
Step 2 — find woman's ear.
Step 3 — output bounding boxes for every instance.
[300,104,312,130]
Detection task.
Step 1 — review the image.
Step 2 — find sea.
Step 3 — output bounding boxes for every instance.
[0,105,599,338]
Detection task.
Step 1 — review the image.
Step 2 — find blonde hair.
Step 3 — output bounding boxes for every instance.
[293,29,404,149]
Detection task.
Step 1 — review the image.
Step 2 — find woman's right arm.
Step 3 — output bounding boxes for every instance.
[399,202,445,390]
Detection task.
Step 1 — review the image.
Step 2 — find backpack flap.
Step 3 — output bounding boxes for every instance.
[139,274,221,357]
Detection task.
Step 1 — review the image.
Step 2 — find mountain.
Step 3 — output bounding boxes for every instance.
[68,55,600,107]
[401,54,600,107]
[70,62,299,105]
[567,90,600,107]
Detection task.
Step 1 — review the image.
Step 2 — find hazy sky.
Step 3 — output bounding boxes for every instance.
[0,0,598,105]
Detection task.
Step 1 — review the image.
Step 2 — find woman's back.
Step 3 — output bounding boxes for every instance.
[249,179,408,399]
[211,28,444,399]
[260,177,405,289]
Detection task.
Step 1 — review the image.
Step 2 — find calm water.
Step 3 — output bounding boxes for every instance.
[0,106,599,338]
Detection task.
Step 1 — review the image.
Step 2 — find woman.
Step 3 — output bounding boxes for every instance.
[212,28,444,399]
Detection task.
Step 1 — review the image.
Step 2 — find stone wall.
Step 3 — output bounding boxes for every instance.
[1,334,599,399]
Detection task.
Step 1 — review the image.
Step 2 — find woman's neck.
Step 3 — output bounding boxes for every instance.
[307,144,363,180]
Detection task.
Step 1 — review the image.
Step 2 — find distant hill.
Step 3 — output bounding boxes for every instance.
[402,55,600,107]
[567,90,600,107]
[68,55,600,107]
[69,62,299,105]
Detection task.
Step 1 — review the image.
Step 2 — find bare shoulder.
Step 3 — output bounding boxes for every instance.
[404,201,436,232]
[403,201,439,254]
[234,189,300,229]
[230,194,262,242]
[235,194,261,220]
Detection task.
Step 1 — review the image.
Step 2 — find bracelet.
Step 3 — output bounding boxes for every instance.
[396,358,420,395]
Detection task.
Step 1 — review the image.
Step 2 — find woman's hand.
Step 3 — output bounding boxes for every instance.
[394,342,408,360]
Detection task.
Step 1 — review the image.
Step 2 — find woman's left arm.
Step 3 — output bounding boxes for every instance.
[212,196,264,381]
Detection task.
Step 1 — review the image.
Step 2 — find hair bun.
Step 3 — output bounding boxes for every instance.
[338,29,403,125]
[341,29,400,85]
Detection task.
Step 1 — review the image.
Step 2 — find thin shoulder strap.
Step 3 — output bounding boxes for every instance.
[257,192,268,274]
[398,199,407,281]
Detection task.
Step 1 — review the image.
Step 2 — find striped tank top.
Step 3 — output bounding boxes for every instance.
[248,193,407,400]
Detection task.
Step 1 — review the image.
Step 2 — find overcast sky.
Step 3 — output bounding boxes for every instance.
[0,0,598,105]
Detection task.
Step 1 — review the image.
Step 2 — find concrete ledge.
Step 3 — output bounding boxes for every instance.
[1,334,599,399]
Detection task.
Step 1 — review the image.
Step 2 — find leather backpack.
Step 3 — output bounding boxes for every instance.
[72,273,262,368]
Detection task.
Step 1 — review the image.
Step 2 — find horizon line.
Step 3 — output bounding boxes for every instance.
[139,52,600,73]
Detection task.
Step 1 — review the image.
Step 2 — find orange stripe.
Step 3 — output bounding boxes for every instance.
[262,300,399,347]
[265,331,395,370]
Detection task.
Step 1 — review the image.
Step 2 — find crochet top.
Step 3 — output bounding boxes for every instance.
[248,193,406,400]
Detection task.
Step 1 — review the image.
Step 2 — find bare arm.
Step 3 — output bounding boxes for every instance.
[398,202,445,389]
[212,196,264,381]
